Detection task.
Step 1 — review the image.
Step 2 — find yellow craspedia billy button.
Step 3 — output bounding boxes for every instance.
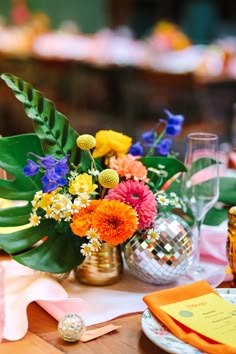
[76,134,96,150]
[98,169,119,188]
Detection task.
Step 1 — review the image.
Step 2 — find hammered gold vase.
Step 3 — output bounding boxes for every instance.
[74,242,123,286]
[38,271,71,283]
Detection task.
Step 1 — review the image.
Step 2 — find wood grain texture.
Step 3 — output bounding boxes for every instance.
[25,303,163,354]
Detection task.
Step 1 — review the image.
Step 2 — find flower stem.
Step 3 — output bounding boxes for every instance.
[88,150,97,172]
[146,130,165,157]
[100,187,107,199]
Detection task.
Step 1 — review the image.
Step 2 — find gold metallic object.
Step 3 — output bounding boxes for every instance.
[227,206,236,287]
[38,271,70,282]
[74,243,123,286]
[58,314,86,342]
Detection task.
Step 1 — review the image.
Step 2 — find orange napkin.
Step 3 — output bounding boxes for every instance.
[143,280,236,354]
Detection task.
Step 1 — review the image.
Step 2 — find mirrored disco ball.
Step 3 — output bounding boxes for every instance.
[123,213,194,284]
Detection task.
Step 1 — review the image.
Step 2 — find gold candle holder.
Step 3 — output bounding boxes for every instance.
[227,206,236,287]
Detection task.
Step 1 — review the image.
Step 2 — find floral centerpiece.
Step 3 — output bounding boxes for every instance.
[0,73,187,274]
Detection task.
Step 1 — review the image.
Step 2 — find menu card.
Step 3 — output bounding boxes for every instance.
[160,293,236,347]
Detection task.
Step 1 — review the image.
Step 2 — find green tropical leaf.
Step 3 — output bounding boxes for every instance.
[0,225,41,253]
[0,134,43,200]
[186,158,218,177]
[218,177,236,205]
[204,207,228,226]
[0,219,85,272]
[0,134,44,227]
[1,73,80,164]
[139,156,186,189]
[0,204,32,227]
[0,75,88,271]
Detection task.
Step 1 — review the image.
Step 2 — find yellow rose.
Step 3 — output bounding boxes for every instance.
[69,173,97,195]
[93,130,132,159]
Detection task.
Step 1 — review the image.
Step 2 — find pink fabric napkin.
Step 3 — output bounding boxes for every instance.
[1,260,86,341]
[200,221,228,266]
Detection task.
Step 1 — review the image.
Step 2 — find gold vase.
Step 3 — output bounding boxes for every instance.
[227,207,236,287]
[74,242,123,286]
[38,271,71,283]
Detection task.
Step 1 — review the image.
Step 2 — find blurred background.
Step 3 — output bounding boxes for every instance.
[0,0,236,157]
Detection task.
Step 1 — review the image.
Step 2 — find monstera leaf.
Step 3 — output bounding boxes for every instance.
[0,219,85,272]
[1,73,80,164]
[204,176,236,226]
[0,134,43,226]
[0,73,86,272]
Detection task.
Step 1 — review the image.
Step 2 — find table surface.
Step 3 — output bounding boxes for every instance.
[0,251,232,354]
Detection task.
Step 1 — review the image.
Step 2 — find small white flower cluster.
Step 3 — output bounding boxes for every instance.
[80,228,101,256]
[148,164,168,178]
[29,168,101,227]
[156,191,184,209]
[30,190,74,226]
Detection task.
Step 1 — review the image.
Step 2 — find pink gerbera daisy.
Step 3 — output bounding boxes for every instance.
[105,180,157,229]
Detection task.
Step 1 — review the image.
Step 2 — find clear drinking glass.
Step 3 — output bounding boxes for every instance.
[182,132,219,274]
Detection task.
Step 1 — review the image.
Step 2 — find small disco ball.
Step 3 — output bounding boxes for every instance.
[123,213,194,285]
[58,314,86,342]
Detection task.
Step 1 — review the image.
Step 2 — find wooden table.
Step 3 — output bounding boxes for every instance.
[0,251,232,354]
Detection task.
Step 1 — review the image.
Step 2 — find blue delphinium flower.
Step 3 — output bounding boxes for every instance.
[141,131,155,145]
[129,108,184,158]
[164,109,184,137]
[23,154,70,192]
[23,159,40,176]
[128,142,143,156]
[41,174,67,193]
[156,138,172,156]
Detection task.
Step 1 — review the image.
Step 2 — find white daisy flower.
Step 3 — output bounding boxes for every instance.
[80,243,93,257]
[147,229,159,240]
[89,239,101,252]
[73,193,91,208]
[30,212,41,226]
[87,228,100,240]
[156,193,170,206]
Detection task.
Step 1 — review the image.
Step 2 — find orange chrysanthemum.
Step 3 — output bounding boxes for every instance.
[70,200,104,236]
[92,200,138,245]
[109,154,149,182]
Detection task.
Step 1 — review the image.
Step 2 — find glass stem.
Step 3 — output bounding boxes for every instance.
[195,218,202,268]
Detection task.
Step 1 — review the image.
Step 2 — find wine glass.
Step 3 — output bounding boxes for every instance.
[182,132,219,274]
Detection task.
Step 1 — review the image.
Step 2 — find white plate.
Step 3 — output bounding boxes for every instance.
[141,288,236,354]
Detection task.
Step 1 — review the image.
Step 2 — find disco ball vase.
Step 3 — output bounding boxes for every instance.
[123,213,194,285]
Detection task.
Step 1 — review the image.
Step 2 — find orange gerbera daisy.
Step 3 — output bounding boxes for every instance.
[92,200,138,245]
[70,200,104,236]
